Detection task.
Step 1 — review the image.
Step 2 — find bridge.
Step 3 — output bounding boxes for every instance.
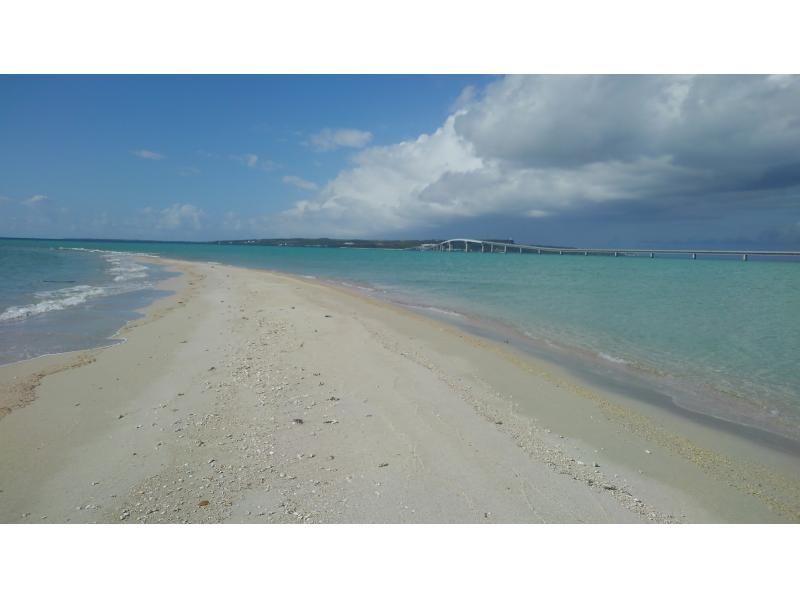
[428,239,800,261]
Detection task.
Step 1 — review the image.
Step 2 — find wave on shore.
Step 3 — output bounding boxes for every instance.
[0,251,153,322]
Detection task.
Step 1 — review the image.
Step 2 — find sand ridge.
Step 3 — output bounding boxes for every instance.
[0,258,796,523]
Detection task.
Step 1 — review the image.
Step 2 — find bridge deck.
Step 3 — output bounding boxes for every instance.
[430,239,800,259]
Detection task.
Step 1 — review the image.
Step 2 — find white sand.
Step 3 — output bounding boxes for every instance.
[0,258,797,523]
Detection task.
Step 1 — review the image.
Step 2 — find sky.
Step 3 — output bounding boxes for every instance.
[1,74,799,248]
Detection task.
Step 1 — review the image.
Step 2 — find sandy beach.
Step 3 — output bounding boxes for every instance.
[0,257,798,523]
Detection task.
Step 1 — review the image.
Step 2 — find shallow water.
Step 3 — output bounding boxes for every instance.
[1,238,798,441]
[0,240,175,364]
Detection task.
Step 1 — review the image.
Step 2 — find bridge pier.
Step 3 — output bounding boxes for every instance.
[692,253,697,260]
[650,252,654,258]
[465,241,469,252]
[503,245,507,254]
[481,243,484,253]
[742,253,748,261]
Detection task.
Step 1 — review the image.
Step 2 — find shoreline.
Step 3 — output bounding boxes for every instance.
[236,265,800,456]
[0,258,187,421]
[0,256,797,523]
[3,258,797,456]
[431,308,800,458]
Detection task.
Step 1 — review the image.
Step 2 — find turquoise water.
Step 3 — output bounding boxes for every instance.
[0,240,174,364]
[2,238,799,441]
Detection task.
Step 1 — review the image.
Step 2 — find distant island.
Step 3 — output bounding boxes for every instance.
[212,237,517,249]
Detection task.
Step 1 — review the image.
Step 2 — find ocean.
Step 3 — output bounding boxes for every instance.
[0,240,175,365]
[1,237,798,443]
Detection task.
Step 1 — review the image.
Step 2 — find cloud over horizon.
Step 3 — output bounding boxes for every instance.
[156,203,204,230]
[275,75,800,242]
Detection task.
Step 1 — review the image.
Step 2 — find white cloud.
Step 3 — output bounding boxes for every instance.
[132,149,164,160]
[274,75,800,237]
[22,194,49,206]
[239,153,258,168]
[282,175,318,191]
[308,128,373,151]
[232,153,277,171]
[158,203,204,230]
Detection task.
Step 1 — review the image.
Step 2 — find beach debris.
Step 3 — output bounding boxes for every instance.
[324,314,332,318]
[208,366,216,371]
[329,396,340,401]
[593,462,600,468]
[644,449,652,454]
[602,484,617,491]
[378,463,389,468]
[293,418,304,424]
[198,500,210,507]
[119,510,131,521]
[495,420,503,425]
[323,419,338,424]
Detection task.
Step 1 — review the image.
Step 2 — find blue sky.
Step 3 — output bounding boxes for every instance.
[2,75,799,248]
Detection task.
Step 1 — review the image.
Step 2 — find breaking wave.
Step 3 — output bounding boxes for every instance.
[0,251,153,322]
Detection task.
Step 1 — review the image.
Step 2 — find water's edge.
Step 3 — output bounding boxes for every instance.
[2,240,797,455]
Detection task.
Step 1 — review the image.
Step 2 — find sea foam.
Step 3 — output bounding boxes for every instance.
[0,251,152,322]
